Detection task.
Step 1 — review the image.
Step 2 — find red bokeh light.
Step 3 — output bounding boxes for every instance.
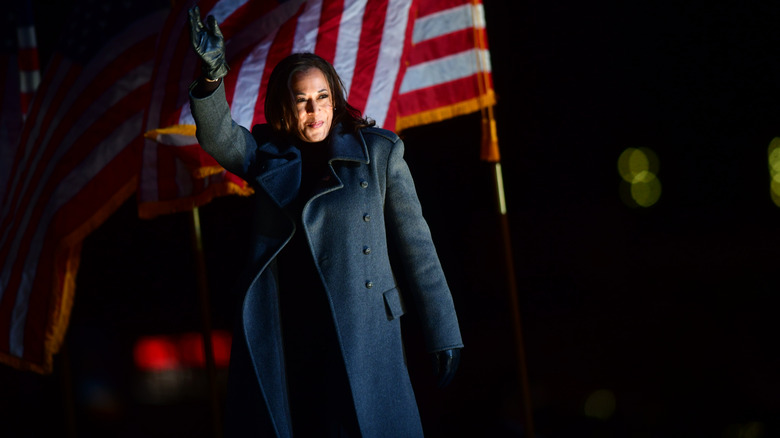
[133,331,231,371]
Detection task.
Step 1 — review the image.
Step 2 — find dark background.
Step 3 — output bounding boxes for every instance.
[3,1,780,437]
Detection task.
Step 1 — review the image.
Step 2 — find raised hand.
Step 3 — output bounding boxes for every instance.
[188,6,229,81]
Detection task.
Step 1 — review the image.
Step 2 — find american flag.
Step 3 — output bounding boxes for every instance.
[1,1,40,208]
[139,0,495,218]
[397,0,494,130]
[15,1,40,121]
[0,0,169,373]
[1,0,495,373]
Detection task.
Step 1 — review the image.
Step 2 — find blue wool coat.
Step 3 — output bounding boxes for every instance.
[190,82,463,437]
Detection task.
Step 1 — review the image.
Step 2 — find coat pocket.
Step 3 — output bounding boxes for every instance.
[383,287,406,321]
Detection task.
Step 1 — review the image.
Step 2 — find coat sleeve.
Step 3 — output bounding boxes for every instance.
[383,135,464,353]
[189,80,258,179]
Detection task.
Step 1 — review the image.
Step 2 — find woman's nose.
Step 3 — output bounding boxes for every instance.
[306,99,317,113]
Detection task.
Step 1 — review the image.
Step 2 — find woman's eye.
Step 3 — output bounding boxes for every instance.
[318,94,329,100]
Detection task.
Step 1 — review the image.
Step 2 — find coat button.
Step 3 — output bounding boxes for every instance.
[363,214,371,222]
[365,281,373,289]
[360,180,369,188]
[363,246,371,255]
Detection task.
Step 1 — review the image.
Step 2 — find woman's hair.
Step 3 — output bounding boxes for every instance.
[265,52,375,137]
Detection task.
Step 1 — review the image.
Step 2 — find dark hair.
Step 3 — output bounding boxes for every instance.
[264,52,375,137]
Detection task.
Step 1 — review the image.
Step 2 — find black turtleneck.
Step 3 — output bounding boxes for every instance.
[276,137,360,436]
[297,139,330,206]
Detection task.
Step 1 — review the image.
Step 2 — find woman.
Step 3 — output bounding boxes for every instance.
[188,7,463,437]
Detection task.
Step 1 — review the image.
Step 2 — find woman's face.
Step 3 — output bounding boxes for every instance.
[291,68,333,143]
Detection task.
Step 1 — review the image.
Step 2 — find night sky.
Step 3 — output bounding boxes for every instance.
[3,1,780,437]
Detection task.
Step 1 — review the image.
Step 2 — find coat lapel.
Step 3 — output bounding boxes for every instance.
[256,124,369,205]
[309,126,370,201]
[254,140,302,209]
[329,123,370,165]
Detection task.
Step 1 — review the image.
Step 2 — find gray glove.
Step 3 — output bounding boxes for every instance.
[188,6,229,81]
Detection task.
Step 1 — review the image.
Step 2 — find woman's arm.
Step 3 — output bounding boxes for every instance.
[187,6,257,178]
[190,76,221,98]
[189,80,258,179]
[382,135,464,353]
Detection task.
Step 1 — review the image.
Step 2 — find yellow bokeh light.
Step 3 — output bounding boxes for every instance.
[771,179,780,207]
[640,147,659,174]
[769,148,780,174]
[768,137,780,160]
[618,147,661,207]
[769,138,780,207]
[631,175,662,207]
[633,170,657,183]
[618,148,644,182]
[584,389,616,420]
[724,422,766,438]
[741,422,765,438]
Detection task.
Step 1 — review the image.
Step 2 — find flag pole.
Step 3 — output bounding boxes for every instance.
[189,206,222,438]
[58,345,78,438]
[472,1,535,435]
[491,160,535,438]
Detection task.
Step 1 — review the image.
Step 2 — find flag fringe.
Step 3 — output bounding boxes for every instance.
[194,166,227,179]
[395,89,496,133]
[138,181,255,220]
[143,124,197,142]
[0,349,47,373]
[480,112,500,162]
[144,126,230,179]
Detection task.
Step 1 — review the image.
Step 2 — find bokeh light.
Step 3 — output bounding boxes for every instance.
[618,147,661,207]
[768,138,780,206]
[133,331,231,371]
[724,422,765,438]
[133,336,179,371]
[583,389,616,420]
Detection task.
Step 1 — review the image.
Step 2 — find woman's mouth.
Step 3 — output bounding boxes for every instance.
[308,121,324,129]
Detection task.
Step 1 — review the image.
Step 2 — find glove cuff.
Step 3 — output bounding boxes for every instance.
[203,56,229,81]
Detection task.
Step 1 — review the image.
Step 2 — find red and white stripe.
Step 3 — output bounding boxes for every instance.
[0,0,494,373]
[394,0,494,130]
[1,1,41,208]
[140,0,492,216]
[140,0,416,217]
[0,9,168,373]
[16,21,40,119]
